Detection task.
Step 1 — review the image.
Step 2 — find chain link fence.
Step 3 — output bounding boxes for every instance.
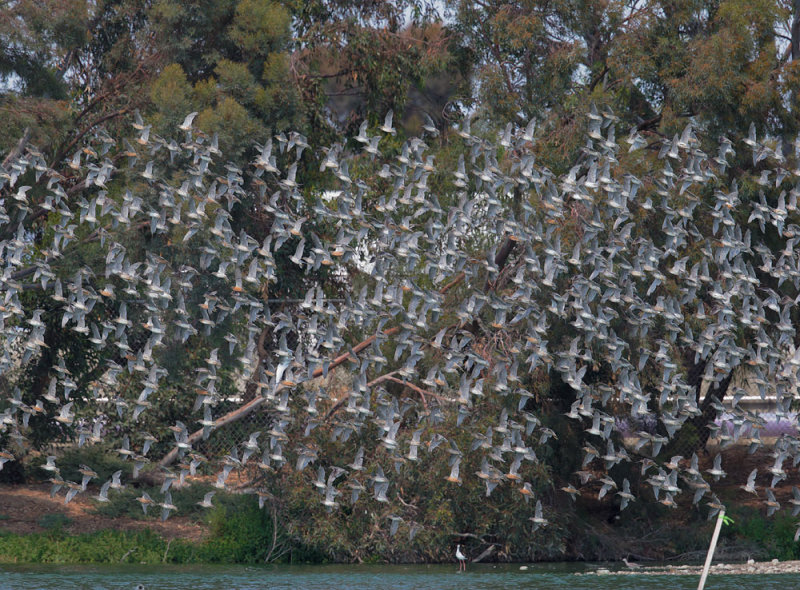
[197,403,276,460]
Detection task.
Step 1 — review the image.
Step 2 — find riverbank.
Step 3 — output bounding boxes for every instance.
[0,484,205,541]
[1,478,798,566]
[0,483,278,564]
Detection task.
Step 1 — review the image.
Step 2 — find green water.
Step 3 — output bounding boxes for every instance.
[0,563,794,589]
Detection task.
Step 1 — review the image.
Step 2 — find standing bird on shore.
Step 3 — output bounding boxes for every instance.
[622,556,641,570]
[455,544,467,571]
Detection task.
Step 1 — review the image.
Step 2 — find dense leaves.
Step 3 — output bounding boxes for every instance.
[2,0,800,563]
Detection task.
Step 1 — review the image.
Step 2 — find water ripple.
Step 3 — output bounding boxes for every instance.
[0,563,795,590]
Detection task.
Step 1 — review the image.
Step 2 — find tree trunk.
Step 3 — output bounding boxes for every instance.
[668,350,733,455]
[792,0,800,61]
[687,370,734,452]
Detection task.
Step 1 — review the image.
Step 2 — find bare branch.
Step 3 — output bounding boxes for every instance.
[1,128,31,169]
[384,376,456,404]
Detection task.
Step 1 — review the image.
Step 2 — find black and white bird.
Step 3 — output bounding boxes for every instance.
[455,544,467,571]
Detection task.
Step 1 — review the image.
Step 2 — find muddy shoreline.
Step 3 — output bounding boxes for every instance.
[582,559,800,576]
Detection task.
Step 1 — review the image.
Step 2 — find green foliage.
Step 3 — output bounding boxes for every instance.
[149,64,193,118]
[455,0,800,175]
[0,460,26,484]
[36,513,72,532]
[0,491,284,565]
[91,482,214,521]
[0,0,84,99]
[0,528,178,564]
[199,495,279,563]
[663,423,701,459]
[229,0,290,56]
[726,506,800,561]
[4,0,800,569]
[273,411,567,564]
[55,445,132,485]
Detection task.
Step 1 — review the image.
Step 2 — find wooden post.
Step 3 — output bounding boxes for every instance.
[698,509,725,590]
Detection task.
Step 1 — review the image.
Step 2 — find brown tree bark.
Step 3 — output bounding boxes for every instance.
[683,350,734,452]
[792,0,800,61]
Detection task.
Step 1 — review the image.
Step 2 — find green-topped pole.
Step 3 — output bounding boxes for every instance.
[698,509,730,590]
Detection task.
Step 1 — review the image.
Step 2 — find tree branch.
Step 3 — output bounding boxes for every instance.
[484,236,517,291]
[157,237,498,468]
[384,376,456,404]
[2,128,31,170]
[50,108,130,169]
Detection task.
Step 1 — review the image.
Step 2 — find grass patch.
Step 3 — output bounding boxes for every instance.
[0,528,187,564]
[0,491,286,565]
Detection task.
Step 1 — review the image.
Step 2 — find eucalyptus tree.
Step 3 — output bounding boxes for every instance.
[2,100,800,553]
[5,0,800,562]
[453,0,800,171]
[0,0,456,445]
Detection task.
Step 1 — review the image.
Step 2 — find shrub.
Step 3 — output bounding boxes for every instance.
[727,507,800,561]
[198,494,278,563]
[54,445,132,485]
[91,481,215,520]
[37,513,72,531]
[0,460,26,484]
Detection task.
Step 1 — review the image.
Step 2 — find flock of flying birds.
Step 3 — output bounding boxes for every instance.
[2,103,800,538]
